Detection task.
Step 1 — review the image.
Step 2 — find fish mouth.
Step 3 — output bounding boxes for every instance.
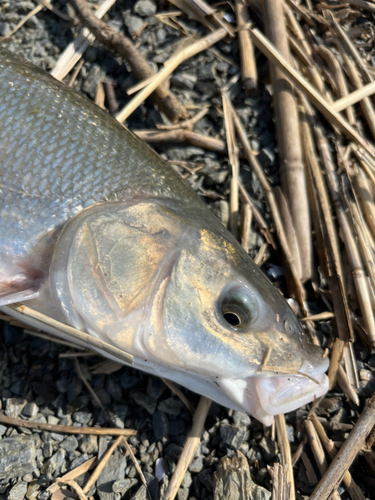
[220,357,329,426]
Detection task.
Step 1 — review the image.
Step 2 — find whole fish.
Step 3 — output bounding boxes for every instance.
[0,48,328,425]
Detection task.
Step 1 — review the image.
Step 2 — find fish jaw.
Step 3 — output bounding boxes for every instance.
[219,356,329,425]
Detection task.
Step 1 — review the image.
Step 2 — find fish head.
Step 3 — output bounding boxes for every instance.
[50,199,329,425]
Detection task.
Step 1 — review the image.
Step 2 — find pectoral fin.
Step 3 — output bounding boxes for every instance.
[0,270,41,306]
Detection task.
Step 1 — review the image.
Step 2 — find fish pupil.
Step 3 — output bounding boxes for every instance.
[223,312,241,327]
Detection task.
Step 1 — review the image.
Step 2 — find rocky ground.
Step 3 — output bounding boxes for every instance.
[0,1,373,500]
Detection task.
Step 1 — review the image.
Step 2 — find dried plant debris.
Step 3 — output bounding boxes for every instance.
[2,0,375,499]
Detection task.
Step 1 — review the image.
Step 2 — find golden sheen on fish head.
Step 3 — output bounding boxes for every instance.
[50,198,328,425]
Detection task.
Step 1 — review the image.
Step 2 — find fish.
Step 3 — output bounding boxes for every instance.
[0,48,329,425]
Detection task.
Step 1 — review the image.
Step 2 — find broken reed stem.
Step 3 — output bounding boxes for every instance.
[240,203,252,253]
[0,414,136,436]
[310,395,375,500]
[249,27,375,156]
[328,338,345,390]
[354,168,375,239]
[301,451,318,485]
[314,127,375,348]
[342,52,375,140]
[164,397,211,500]
[337,365,360,406]
[304,420,341,500]
[48,457,97,494]
[83,436,123,494]
[316,45,355,125]
[116,28,227,122]
[161,379,195,414]
[235,0,257,91]
[311,413,366,500]
[299,102,352,343]
[0,303,134,365]
[262,0,311,283]
[121,437,151,499]
[333,80,375,112]
[134,129,228,155]
[238,182,276,249]
[231,104,306,310]
[274,186,303,282]
[75,359,107,416]
[68,0,188,122]
[275,414,295,500]
[329,14,373,85]
[269,462,291,500]
[222,92,239,239]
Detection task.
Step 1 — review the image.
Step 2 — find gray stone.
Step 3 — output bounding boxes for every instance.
[112,478,138,494]
[0,22,11,38]
[177,488,189,500]
[134,0,157,17]
[60,435,79,452]
[72,411,92,425]
[42,442,54,459]
[213,454,253,500]
[169,419,185,436]
[8,481,28,500]
[133,392,157,414]
[97,437,127,500]
[22,403,39,418]
[220,424,247,449]
[0,436,36,481]
[252,485,271,500]
[80,434,98,455]
[152,411,169,442]
[5,398,26,418]
[258,436,277,461]
[123,13,144,37]
[0,425,7,436]
[147,377,166,400]
[189,456,204,473]
[81,64,106,100]
[158,397,184,416]
[171,73,197,90]
[120,373,139,390]
[232,412,251,428]
[41,448,66,475]
[105,377,122,402]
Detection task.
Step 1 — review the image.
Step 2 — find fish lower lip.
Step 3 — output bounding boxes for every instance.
[254,372,329,416]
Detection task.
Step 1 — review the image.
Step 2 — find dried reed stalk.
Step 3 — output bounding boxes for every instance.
[134,129,228,155]
[48,457,97,494]
[269,462,291,500]
[330,14,373,85]
[299,103,352,342]
[51,0,118,80]
[354,167,375,238]
[274,186,303,280]
[275,414,295,500]
[304,420,341,500]
[231,105,306,308]
[311,413,367,500]
[235,0,257,91]
[342,52,375,139]
[301,451,318,484]
[249,27,375,156]
[116,28,227,122]
[83,436,123,494]
[222,92,239,238]
[332,80,375,111]
[69,0,188,123]
[328,338,345,390]
[0,414,136,436]
[314,127,375,348]
[240,203,252,253]
[317,46,355,125]
[0,304,134,365]
[262,0,311,282]
[309,395,375,500]
[164,397,211,500]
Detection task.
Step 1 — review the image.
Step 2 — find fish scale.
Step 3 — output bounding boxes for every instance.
[0,49,197,261]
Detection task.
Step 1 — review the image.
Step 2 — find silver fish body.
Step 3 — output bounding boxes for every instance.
[0,48,328,425]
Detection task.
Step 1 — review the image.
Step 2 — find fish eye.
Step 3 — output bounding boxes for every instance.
[220,287,258,330]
